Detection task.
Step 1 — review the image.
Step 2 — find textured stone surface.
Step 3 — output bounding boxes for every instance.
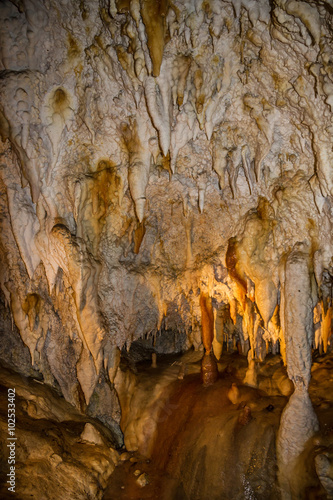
[0,367,119,500]
[1,0,333,497]
[104,351,333,499]
[1,0,333,399]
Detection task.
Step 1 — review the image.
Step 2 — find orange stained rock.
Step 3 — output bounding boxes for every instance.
[133,221,146,254]
[22,293,41,331]
[116,0,130,12]
[200,292,214,353]
[140,0,169,77]
[226,237,247,292]
[51,87,70,115]
[238,405,252,426]
[227,383,240,405]
[321,302,332,353]
[201,352,218,387]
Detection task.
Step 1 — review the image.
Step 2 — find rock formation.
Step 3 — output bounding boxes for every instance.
[1,0,333,497]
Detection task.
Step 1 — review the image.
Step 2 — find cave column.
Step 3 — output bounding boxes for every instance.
[200,293,218,386]
[277,246,318,499]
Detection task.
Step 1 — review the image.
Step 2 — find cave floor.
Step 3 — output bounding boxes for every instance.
[0,351,332,499]
[103,378,285,500]
[103,351,333,500]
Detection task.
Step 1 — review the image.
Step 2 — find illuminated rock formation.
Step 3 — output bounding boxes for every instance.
[200,292,218,385]
[0,0,333,497]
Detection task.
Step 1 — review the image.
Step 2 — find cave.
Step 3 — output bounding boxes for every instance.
[0,0,333,498]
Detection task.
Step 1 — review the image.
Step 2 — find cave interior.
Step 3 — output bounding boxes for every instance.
[1,0,333,498]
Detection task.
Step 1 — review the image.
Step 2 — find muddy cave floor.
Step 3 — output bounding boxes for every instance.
[0,349,332,500]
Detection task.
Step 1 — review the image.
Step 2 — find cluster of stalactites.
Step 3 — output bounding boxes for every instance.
[196,197,332,384]
[107,0,333,224]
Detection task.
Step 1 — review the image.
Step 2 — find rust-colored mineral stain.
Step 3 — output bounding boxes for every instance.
[67,33,80,60]
[90,165,121,218]
[226,237,247,291]
[133,222,146,254]
[199,292,214,353]
[115,0,131,12]
[140,0,169,77]
[22,293,40,316]
[52,88,69,114]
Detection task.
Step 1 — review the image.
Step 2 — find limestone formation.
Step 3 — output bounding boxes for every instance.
[1,0,333,498]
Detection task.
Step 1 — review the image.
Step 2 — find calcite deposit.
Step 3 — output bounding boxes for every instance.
[1,0,333,497]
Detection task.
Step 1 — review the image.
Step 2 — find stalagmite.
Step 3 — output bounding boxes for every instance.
[277,247,319,499]
[244,346,258,388]
[227,383,240,405]
[315,453,333,498]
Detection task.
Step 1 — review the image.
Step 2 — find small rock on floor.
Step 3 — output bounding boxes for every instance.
[119,452,130,461]
[136,473,149,487]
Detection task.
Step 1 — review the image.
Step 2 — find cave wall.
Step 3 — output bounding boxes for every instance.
[0,0,333,432]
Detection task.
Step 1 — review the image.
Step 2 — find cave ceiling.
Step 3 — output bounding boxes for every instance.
[0,0,333,408]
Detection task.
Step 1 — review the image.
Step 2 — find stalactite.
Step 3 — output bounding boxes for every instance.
[140,0,169,77]
[145,71,171,157]
[200,292,214,353]
[226,237,247,293]
[212,144,227,190]
[241,144,253,194]
[200,292,218,386]
[229,298,238,326]
[212,308,223,360]
[198,175,206,214]
[255,278,278,328]
[284,1,321,44]
[321,301,332,353]
[122,118,151,223]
